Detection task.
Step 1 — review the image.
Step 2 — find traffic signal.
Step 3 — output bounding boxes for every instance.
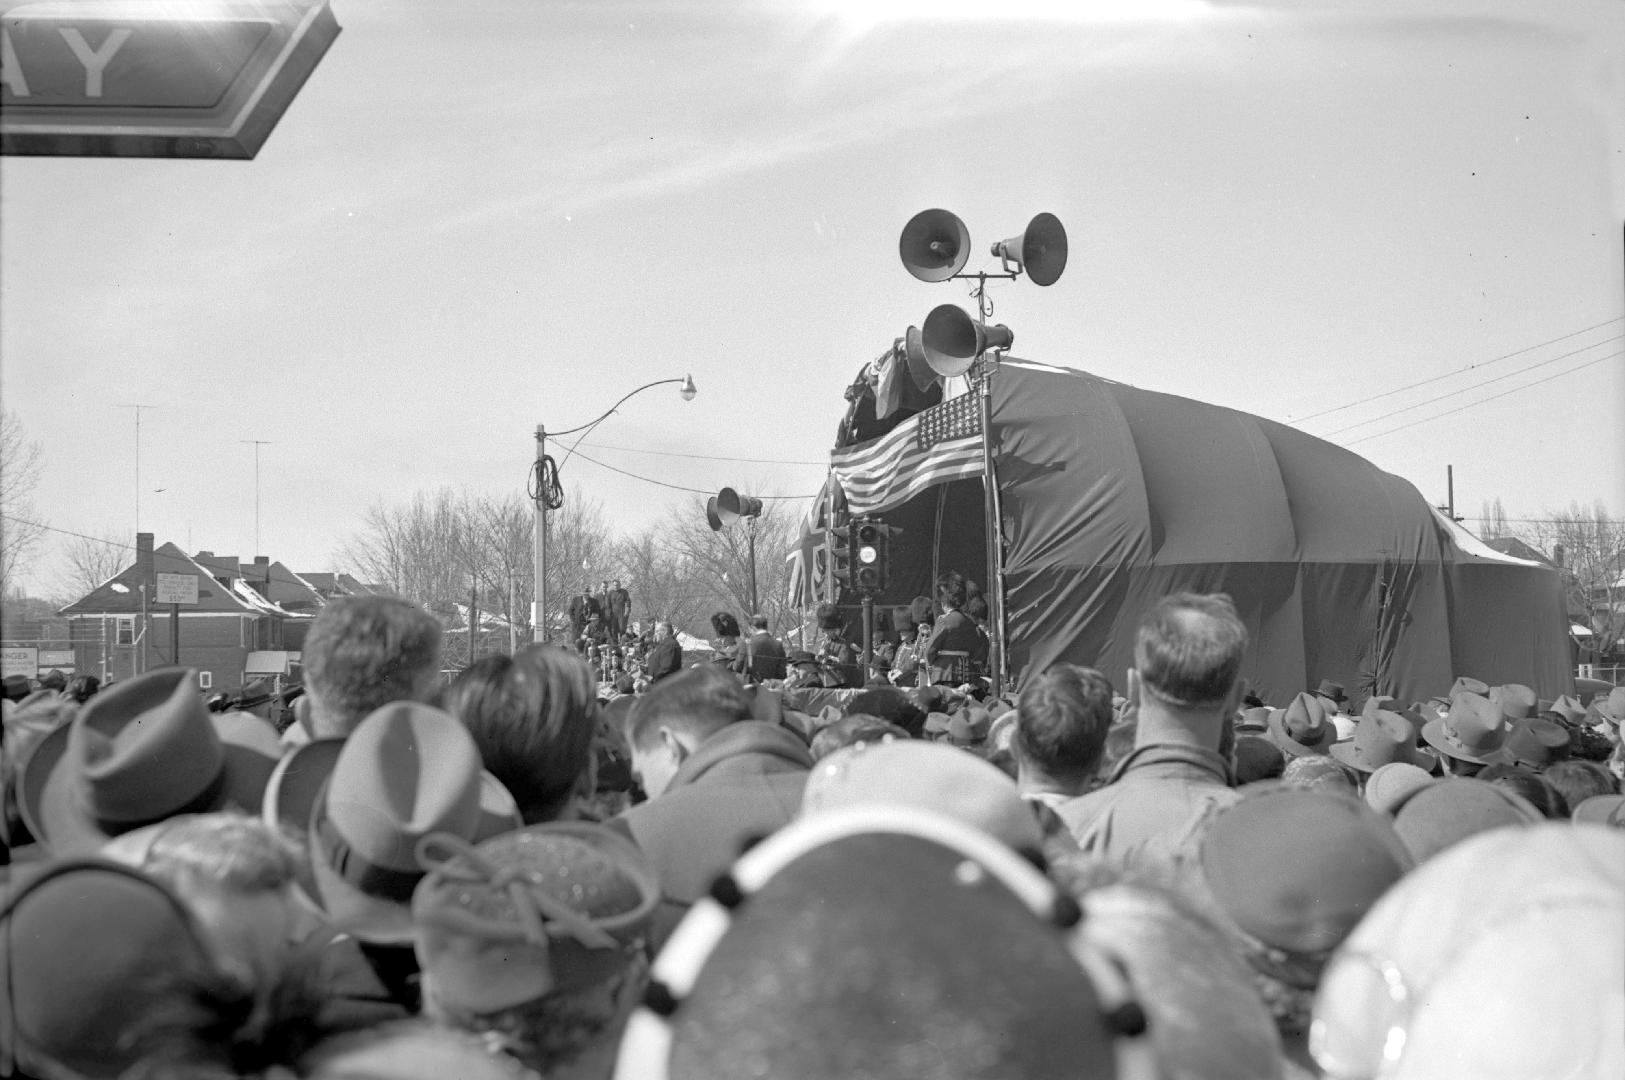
[849,517,889,594]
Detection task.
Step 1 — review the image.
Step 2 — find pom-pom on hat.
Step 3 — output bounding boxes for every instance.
[614,806,1139,1080]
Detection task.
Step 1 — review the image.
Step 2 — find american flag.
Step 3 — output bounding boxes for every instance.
[830,391,985,516]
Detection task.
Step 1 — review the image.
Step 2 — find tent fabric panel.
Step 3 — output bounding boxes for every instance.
[1445,562,1572,698]
[1110,386,1298,564]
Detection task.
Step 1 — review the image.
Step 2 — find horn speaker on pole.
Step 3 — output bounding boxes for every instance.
[706,497,724,532]
[899,209,971,283]
[717,487,763,526]
[990,212,1068,286]
[920,304,1014,378]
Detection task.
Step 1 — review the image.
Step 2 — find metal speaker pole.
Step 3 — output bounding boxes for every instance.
[899,209,971,282]
[990,211,1068,286]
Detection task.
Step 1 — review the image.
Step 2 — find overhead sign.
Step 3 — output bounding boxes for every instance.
[155,572,200,604]
[1,0,341,159]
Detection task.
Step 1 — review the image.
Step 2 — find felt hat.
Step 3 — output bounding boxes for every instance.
[1543,694,1587,725]
[1282,754,1359,794]
[1199,785,1413,956]
[1331,710,1438,775]
[1309,825,1625,1080]
[19,667,282,856]
[802,740,1043,856]
[922,710,954,738]
[1314,679,1349,704]
[2,673,31,701]
[1267,692,1334,758]
[0,858,217,1079]
[1489,683,1538,721]
[1491,717,1570,771]
[1593,686,1625,726]
[1232,735,1286,786]
[412,822,661,1015]
[1571,794,1625,828]
[1361,695,1399,718]
[1363,763,1436,816]
[1420,692,1507,765]
[1234,706,1271,734]
[785,649,819,669]
[1447,676,1489,698]
[1389,777,1541,864]
[946,704,992,747]
[614,806,1131,1080]
[264,702,521,944]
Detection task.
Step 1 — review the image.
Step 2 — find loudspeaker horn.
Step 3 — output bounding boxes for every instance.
[706,496,724,532]
[899,209,971,283]
[990,211,1068,287]
[920,304,1014,377]
[717,487,764,525]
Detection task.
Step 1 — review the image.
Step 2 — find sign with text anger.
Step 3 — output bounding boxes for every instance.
[1,0,340,159]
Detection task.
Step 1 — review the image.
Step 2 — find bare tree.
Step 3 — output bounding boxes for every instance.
[52,526,133,603]
[1478,496,1509,539]
[0,410,45,595]
[1514,501,1625,662]
[661,495,800,634]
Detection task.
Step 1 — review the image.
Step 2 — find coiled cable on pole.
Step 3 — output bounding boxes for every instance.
[529,454,564,510]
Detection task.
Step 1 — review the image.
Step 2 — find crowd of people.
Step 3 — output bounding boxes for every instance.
[0,583,1620,1080]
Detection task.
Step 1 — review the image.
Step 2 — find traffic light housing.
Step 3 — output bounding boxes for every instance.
[848,517,889,594]
[824,526,851,600]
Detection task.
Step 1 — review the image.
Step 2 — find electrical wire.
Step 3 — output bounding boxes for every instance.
[1343,350,1620,446]
[1291,316,1624,424]
[573,440,828,467]
[565,448,811,501]
[527,455,563,510]
[1315,333,1623,438]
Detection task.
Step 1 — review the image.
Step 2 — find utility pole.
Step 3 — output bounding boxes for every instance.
[117,404,157,532]
[241,440,272,555]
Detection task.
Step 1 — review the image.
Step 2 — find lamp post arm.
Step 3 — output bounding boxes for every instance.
[550,377,691,470]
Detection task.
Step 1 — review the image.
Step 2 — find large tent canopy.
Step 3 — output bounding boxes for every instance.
[841,359,1571,704]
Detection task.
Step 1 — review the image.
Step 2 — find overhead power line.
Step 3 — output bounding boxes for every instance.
[1291,315,1624,425]
[1343,350,1620,446]
[1317,334,1623,438]
[580,441,828,467]
[567,449,813,501]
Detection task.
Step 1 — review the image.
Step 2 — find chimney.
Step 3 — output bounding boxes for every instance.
[1553,544,1565,568]
[136,532,155,590]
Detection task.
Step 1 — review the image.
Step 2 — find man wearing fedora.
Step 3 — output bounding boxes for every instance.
[732,613,788,683]
[284,594,444,748]
[642,621,683,685]
[1062,592,1247,870]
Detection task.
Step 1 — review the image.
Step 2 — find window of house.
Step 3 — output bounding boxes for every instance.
[116,616,134,646]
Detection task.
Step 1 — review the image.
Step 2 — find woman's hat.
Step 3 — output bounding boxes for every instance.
[1267,692,1334,758]
[1331,711,1438,775]
[19,667,281,855]
[262,701,521,944]
[1420,692,1507,765]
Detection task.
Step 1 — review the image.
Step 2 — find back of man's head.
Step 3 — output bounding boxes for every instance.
[1134,592,1247,709]
[626,664,752,753]
[1016,664,1114,786]
[748,613,769,631]
[304,594,443,734]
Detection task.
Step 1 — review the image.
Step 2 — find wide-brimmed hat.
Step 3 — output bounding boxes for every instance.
[1447,676,1489,698]
[1542,694,1587,725]
[1314,679,1349,704]
[1492,717,1570,771]
[1489,684,1538,721]
[0,858,218,1079]
[19,667,282,855]
[785,649,819,669]
[1267,692,1334,758]
[1361,696,1398,719]
[1592,687,1625,727]
[263,701,521,944]
[614,806,1132,1080]
[1420,692,1507,765]
[412,822,661,1015]
[1331,710,1438,775]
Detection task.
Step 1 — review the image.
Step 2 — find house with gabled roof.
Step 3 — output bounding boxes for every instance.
[57,533,312,694]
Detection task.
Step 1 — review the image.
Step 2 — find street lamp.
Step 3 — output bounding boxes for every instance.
[531,375,697,643]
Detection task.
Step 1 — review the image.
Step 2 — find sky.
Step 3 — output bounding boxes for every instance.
[3,0,1623,597]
